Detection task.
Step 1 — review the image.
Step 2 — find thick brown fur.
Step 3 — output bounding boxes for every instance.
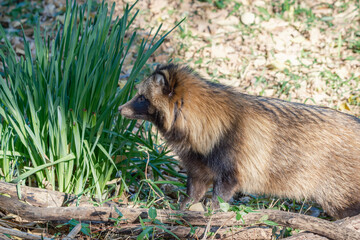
[119,64,360,219]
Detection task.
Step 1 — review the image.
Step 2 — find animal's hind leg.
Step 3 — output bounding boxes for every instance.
[334,202,360,219]
[318,195,360,219]
[180,168,213,210]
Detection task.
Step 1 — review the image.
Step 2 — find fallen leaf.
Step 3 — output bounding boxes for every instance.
[188,202,206,212]
[339,102,351,112]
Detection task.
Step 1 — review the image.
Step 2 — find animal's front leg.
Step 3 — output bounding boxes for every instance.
[211,173,238,209]
[180,171,212,210]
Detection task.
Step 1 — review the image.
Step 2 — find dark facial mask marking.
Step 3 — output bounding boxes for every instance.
[132,95,150,115]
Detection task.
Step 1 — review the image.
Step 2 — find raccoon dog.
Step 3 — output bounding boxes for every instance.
[118,64,360,219]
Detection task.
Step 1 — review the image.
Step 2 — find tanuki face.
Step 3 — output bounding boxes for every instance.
[118,93,151,120]
[118,72,170,122]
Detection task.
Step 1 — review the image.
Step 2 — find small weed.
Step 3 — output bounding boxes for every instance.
[348,95,360,106]
[109,207,125,225]
[228,2,242,16]
[178,24,193,40]
[254,75,268,96]
[273,69,304,100]
[347,32,360,53]
[320,70,349,90]
[195,58,203,65]
[57,219,91,236]
[199,0,232,9]
[137,207,180,240]
[319,16,334,27]
[294,7,316,25]
[280,0,294,15]
[257,6,271,21]
[272,226,294,239]
[271,1,318,27]
[337,1,351,13]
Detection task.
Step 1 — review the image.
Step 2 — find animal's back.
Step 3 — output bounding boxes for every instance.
[234,94,360,219]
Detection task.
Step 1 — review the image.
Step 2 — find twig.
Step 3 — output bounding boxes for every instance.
[63,223,82,239]
[211,213,236,240]
[202,215,212,240]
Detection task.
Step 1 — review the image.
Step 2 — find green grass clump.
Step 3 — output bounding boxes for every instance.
[0,0,182,201]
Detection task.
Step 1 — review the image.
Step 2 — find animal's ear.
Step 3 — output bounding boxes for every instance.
[154,73,172,96]
[154,73,166,87]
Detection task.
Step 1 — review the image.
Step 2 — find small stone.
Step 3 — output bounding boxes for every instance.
[241,12,255,26]
[254,56,267,68]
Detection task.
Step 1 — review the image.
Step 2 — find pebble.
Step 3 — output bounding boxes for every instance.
[241,12,255,25]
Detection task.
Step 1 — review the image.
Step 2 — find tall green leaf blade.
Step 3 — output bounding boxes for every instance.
[11,153,76,183]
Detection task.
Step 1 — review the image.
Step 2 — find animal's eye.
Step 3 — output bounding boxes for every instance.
[138,95,145,103]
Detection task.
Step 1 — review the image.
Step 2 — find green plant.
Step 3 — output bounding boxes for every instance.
[137,207,180,240]
[271,0,295,16]
[0,125,23,182]
[347,31,360,53]
[0,0,182,201]
[109,207,125,225]
[271,1,317,27]
[198,0,232,9]
[320,70,349,90]
[257,6,271,21]
[56,219,91,236]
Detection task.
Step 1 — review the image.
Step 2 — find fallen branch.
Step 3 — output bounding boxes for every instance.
[285,213,360,239]
[0,181,116,208]
[0,226,51,240]
[336,214,360,231]
[112,224,272,239]
[284,232,328,240]
[0,194,359,240]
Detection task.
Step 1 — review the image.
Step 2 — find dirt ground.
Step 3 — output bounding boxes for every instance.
[1,0,360,115]
[113,0,360,116]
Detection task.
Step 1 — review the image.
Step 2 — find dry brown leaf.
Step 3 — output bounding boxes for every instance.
[188,202,206,212]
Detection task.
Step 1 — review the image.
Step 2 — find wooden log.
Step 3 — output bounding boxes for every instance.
[0,195,359,240]
[0,226,52,240]
[284,232,328,240]
[113,224,272,239]
[285,213,360,239]
[0,182,116,208]
[336,214,360,231]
